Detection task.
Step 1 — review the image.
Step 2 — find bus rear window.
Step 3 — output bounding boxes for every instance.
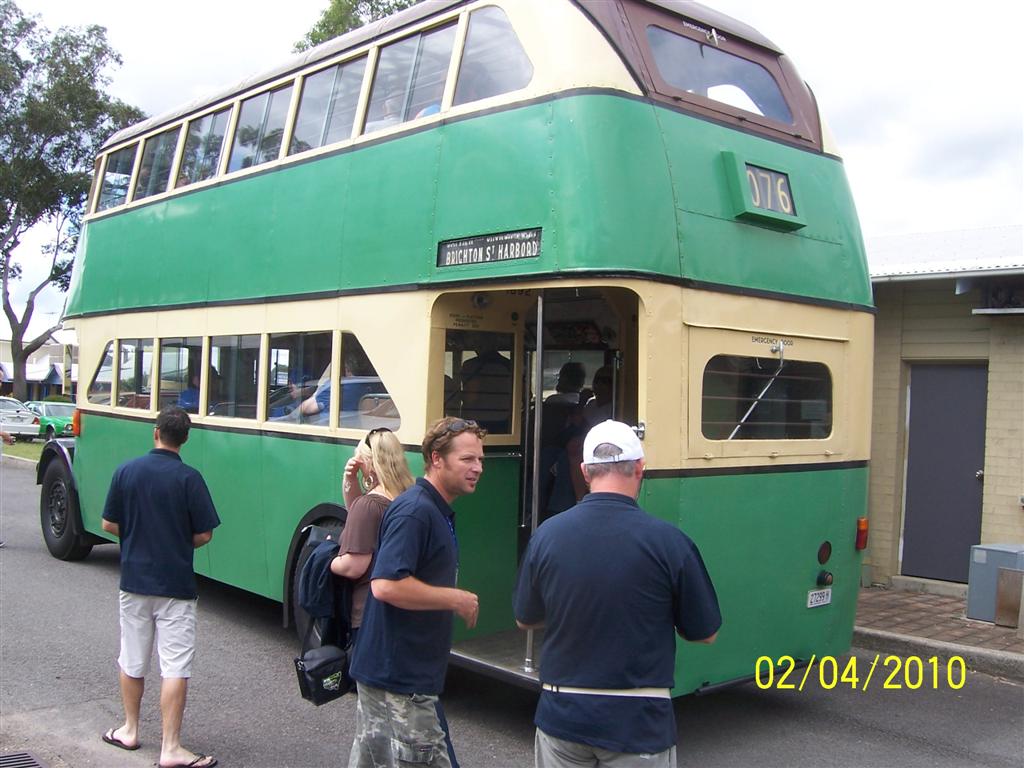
[702,354,831,440]
[646,26,792,124]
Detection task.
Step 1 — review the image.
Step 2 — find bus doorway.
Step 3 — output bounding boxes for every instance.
[438,286,638,684]
[521,288,638,531]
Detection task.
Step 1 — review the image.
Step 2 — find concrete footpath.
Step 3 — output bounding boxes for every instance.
[853,585,1024,683]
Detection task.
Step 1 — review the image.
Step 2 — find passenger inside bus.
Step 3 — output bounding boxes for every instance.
[456,334,513,433]
[583,366,614,426]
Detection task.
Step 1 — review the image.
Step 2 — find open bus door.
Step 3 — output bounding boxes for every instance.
[434,286,638,686]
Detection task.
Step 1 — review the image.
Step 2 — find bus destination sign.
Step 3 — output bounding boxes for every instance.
[745,164,796,216]
[437,228,542,268]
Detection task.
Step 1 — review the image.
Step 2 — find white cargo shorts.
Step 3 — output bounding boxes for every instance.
[117,590,197,679]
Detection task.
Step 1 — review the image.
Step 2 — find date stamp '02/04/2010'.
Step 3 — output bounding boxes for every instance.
[754,655,967,692]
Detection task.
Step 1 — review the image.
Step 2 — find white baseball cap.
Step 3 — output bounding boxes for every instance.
[582,420,644,464]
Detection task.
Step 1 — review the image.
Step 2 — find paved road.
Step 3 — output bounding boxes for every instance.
[2,456,1022,767]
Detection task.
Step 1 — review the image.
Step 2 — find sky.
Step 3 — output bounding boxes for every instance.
[7,0,1023,339]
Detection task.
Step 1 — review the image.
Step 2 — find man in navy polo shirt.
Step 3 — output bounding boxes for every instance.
[101,406,220,768]
[348,417,486,768]
[514,420,721,768]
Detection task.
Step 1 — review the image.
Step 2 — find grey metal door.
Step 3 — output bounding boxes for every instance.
[902,364,987,582]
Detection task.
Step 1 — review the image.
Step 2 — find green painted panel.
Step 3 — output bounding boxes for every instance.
[451,455,521,640]
[257,435,347,601]
[71,415,520,613]
[640,468,868,692]
[654,107,870,304]
[69,94,870,318]
[72,414,865,693]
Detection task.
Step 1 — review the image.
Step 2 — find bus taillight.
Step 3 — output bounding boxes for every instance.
[72,408,81,437]
[855,517,869,550]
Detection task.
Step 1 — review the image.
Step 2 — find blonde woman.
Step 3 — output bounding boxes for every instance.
[331,427,414,634]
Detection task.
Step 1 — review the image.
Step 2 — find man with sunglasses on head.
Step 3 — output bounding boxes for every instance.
[347,417,486,768]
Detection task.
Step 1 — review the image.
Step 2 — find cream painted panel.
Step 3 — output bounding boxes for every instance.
[636,284,683,470]
[681,289,873,465]
[687,325,849,460]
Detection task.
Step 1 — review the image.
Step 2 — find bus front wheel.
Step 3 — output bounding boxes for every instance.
[40,460,92,561]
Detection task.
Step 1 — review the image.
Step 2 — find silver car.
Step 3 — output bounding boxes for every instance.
[0,396,40,440]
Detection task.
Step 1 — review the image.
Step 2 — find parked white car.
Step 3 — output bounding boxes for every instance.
[0,396,40,440]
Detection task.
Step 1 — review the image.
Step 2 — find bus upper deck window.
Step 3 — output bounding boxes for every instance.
[453,7,533,106]
[646,26,793,125]
[364,23,456,133]
[133,127,179,202]
[290,57,367,155]
[228,83,295,173]
[179,108,231,187]
[97,144,137,211]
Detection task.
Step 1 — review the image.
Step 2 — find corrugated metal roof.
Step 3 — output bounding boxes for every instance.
[867,225,1023,281]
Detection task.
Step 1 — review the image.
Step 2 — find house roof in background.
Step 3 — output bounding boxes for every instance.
[867,225,1023,281]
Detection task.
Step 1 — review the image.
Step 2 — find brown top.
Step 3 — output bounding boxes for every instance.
[338,492,391,628]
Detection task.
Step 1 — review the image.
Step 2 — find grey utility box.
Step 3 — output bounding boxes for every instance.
[966,544,1024,622]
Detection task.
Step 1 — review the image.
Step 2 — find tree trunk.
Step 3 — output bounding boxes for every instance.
[10,354,29,402]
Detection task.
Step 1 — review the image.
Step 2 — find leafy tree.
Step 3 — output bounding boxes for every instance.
[295,0,421,52]
[0,0,143,400]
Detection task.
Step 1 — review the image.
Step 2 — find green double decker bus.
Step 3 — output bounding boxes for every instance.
[40,0,873,694]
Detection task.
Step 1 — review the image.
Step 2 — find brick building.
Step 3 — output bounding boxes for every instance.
[864,225,1023,589]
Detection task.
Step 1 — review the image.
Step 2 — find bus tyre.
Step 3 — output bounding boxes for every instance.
[40,460,92,561]
[291,517,344,645]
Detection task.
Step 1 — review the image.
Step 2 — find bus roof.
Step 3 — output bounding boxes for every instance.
[101,0,780,152]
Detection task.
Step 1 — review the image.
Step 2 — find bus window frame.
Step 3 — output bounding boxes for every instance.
[178,105,234,189]
[87,339,115,406]
[85,1,542,218]
[115,337,155,411]
[615,1,822,150]
[429,290,530,446]
[687,325,847,460]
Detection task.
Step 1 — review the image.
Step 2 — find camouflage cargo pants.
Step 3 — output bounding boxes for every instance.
[348,682,453,768]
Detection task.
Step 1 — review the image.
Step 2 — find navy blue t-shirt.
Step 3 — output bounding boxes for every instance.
[513,492,721,754]
[349,478,459,695]
[102,449,220,600]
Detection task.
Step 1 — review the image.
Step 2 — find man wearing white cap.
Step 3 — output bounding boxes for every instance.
[514,420,721,768]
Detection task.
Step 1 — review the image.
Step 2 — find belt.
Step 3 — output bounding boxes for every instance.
[541,684,671,699]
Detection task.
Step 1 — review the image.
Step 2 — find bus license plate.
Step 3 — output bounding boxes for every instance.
[807,588,832,608]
